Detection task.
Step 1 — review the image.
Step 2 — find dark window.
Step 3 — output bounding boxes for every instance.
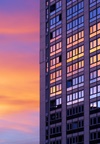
[78,135,83,142]
[50,4,56,12]
[67,80,72,88]
[50,32,53,39]
[98,132,100,138]
[72,122,78,129]
[50,114,55,120]
[59,55,62,62]
[67,109,70,116]
[53,127,55,133]
[93,117,96,124]
[50,100,56,107]
[98,116,100,123]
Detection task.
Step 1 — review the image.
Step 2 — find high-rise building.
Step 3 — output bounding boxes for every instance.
[40,0,100,144]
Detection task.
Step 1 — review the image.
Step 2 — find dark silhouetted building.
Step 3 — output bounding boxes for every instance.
[40,0,100,144]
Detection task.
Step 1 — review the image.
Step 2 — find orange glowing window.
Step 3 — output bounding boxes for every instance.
[79,61,84,68]
[73,35,76,42]
[50,45,55,53]
[98,38,100,45]
[50,72,55,80]
[90,27,92,34]
[70,36,72,43]
[79,45,84,53]
[97,23,100,30]
[90,40,96,49]
[73,64,76,71]
[90,22,100,38]
[67,65,72,73]
[90,24,96,34]
[50,69,62,83]
[56,70,61,78]
[98,54,100,61]
[67,30,84,48]
[50,41,62,56]
[90,55,96,64]
[93,25,96,32]
[53,86,56,93]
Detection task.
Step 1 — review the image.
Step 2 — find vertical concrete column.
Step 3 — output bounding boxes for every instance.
[84,0,90,144]
[62,0,67,143]
[40,0,46,143]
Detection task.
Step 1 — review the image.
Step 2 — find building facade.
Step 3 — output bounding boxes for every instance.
[40,0,100,144]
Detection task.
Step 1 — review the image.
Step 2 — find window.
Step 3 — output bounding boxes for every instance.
[50,28,62,42]
[46,9,48,19]
[90,132,97,140]
[67,60,84,76]
[67,45,84,62]
[90,55,96,64]
[90,0,100,7]
[79,90,84,98]
[90,22,100,38]
[67,90,84,104]
[90,39,96,49]
[50,1,61,16]
[56,98,61,106]
[90,7,100,22]
[50,125,61,135]
[50,111,61,121]
[56,69,62,78]
[90,24,96,33]
[90,85,100,99]
[46,62,49,72]
[67,16,84,32]
[90,9,96,19]
[50,14,62,29]
[50,69,62,83]
[67,79,73,88]
[90,117,97,125]
[67,31,84,48]
[50,98,62,110]
[50,55,62,70]
[90,54,100,68]
[90,102,97,109]
[50,84,62,97]
[67,120,84,131]
[67,135,84,144]
[67,105,84,117]
[90,38,100,53]
[90,71,96,80]
[90,86,96,95]
[50,4,56,13]
[50,41,62,56]
[67,1,83,20]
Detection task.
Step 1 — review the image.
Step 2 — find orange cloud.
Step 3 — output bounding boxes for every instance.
[0,1,39,143]
[0,51,39,116]
[0,3,39,118]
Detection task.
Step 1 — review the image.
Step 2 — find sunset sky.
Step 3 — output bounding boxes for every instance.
[0,0,39,143]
